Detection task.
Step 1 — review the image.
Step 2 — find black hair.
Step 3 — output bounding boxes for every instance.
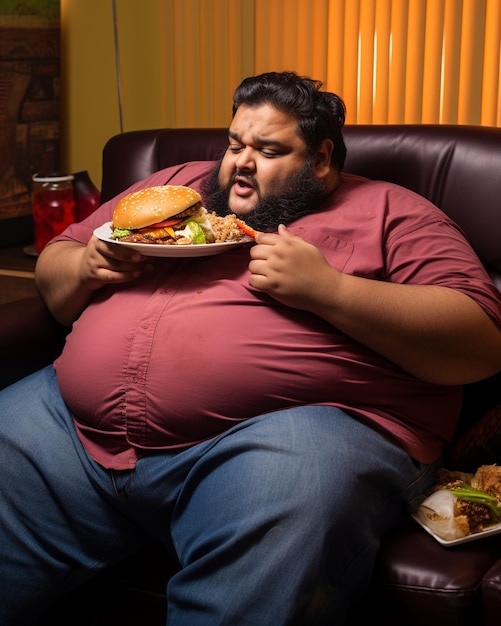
[232,71,347,170]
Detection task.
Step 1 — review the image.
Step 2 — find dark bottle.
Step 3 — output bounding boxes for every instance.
[73,170,101,221]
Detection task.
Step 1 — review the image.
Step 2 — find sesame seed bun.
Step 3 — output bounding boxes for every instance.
[112,185,203,230]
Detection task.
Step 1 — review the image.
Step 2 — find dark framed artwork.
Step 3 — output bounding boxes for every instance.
[0,0,60,247]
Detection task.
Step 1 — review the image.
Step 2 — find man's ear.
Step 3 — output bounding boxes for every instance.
[313,139,334,179]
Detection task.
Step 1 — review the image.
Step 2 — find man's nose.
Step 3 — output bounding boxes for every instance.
[235,147,255,172]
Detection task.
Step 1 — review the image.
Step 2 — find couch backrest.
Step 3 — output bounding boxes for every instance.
[101,124,501,276]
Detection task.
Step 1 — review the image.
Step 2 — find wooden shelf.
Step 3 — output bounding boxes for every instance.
[0,245,37,304]
[0,245,37,273]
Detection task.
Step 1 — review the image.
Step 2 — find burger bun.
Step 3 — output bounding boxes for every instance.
[112,185,203,230]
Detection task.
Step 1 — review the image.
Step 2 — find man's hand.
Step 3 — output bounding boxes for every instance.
[78,235,152,289]
[35,236,152,326]
[249,224,338,310]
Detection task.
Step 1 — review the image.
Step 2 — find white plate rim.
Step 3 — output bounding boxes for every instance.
[93,222,254,257]
[412,513,501,546]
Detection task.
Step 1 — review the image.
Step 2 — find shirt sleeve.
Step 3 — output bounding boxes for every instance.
[383,191,501,331]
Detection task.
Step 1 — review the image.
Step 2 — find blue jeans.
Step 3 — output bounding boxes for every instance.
[0,366,439,625]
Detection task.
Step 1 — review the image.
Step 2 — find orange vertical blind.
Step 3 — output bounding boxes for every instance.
[372,0,391,123]
[162,0,254,128]
[457,0,486,124]
[421,0,445,123]
[158,0,501,127]
[440,0,462,123]
[387,0,408,122]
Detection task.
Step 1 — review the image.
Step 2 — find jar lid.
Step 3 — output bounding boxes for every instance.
[32,174,74,182]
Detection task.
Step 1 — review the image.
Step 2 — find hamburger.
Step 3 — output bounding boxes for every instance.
[111,185,216,245]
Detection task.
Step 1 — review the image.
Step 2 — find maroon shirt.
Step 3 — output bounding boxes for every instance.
[51,162,501,469]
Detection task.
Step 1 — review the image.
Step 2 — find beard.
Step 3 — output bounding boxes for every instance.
[200,158,325,232]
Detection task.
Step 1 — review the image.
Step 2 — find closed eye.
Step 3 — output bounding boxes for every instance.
[260,149,281,158]
[228,144,281,158]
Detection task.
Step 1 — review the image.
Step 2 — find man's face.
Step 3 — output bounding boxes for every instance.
[218,103,310,216]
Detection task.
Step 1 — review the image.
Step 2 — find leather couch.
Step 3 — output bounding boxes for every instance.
[1,124,501,625]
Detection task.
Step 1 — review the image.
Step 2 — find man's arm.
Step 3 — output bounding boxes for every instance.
[35,237,150,327]
[249,226,501,385]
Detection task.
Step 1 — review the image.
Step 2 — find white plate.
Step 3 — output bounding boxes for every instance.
[412,514,501,546]
[93,222,254,257]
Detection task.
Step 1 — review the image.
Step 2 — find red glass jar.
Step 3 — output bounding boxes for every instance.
[32,174,76,253]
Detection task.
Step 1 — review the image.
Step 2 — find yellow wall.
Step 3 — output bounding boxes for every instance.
[61,0,165,187]
[61,0,116,187]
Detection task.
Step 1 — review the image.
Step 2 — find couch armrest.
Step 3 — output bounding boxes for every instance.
[0,296,67,390]
[364,523,501,626]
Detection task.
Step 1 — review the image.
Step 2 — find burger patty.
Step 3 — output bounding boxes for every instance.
[173,202,203,220]
[118,232,179,244]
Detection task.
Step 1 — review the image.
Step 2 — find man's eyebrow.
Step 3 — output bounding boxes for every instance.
[228,130,287,148]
